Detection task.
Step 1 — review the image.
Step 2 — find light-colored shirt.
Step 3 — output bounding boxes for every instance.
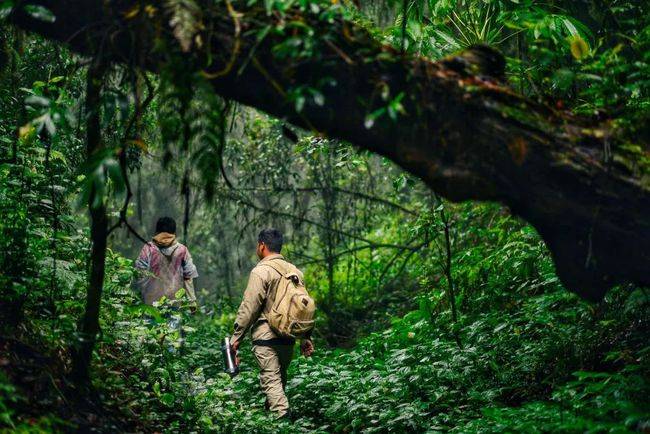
[232,254,304,343]
[134,239,198,305]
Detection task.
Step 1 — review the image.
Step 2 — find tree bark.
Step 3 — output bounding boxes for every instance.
[9,1,650,301]
[70,61,108,386]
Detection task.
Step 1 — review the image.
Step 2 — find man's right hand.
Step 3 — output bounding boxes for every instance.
[300,339,314,357]
[231,338,240,366]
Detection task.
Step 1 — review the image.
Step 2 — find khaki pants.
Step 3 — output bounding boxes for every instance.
[252,344,294,416]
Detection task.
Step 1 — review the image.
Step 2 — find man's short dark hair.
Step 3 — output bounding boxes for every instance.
[156,217,176,234]
[258,228,283,253]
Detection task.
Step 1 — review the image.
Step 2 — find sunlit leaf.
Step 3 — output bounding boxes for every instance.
[25,95,50,107]
[0,0,14,19]
[569,36,589,60]
[23,4,55,22]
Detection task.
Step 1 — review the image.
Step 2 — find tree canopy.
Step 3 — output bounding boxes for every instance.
[8,0,650,301]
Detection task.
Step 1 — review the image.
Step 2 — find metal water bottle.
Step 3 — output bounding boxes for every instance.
[221,336,239,377]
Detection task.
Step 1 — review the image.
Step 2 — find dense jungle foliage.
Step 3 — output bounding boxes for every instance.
[0,0,649,432]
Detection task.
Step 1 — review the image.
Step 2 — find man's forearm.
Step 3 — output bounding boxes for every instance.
[231,306,252,344]
[231,271,266,343]
[184,279,197,303]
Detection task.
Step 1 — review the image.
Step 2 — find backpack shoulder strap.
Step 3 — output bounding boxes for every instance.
[266,260,305,288]
[259,258,290,277]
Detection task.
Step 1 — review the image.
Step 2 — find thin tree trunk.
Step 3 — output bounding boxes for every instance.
[441,209,462,349]
[327,254,335,305]
[44,133,59,317]
[182,169,191,240]
[322,149,337,307]
[70,61,108,386]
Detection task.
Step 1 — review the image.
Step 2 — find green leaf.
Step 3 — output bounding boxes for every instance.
[23,4,55,23]
[434,29,460,50]
[31,114,56,136]
[25,95,50,107]
[569,36,589,60]
[312,90,325,106]
[562,18,578,36]
[364,107,386,129]
[295,95,305,113]
[160,393,175,407]
[0,0,14,19]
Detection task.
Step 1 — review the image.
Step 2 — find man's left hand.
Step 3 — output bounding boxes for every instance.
[300,339,314,357]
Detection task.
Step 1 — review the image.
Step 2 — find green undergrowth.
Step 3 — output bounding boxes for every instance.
[86,227,650,433]
[89,280,648,433]
[1,204,648,433]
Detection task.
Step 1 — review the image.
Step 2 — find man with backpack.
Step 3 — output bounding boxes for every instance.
[231,228,315,419]
[134,217,199,309]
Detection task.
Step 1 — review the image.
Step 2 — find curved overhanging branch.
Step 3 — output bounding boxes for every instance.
[8,0,650,300]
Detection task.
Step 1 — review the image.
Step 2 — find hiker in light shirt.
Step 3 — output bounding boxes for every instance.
[231,228,314,419]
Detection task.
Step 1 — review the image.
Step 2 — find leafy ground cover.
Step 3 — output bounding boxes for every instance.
[1,197,647,433]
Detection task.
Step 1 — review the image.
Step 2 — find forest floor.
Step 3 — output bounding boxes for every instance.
[0,335,140,433]
[0,210,647,433]
[1,279,648,433]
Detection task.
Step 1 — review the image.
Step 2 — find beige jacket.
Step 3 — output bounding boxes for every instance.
[232,254,304,344]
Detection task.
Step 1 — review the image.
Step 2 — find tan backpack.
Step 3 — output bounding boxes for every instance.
[262,259,316,339]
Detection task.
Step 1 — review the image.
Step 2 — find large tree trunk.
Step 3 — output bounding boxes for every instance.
[9,1,649,301]
[70,62,108,386]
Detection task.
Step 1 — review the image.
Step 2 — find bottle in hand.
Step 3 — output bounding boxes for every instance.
[221,336,239,377]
